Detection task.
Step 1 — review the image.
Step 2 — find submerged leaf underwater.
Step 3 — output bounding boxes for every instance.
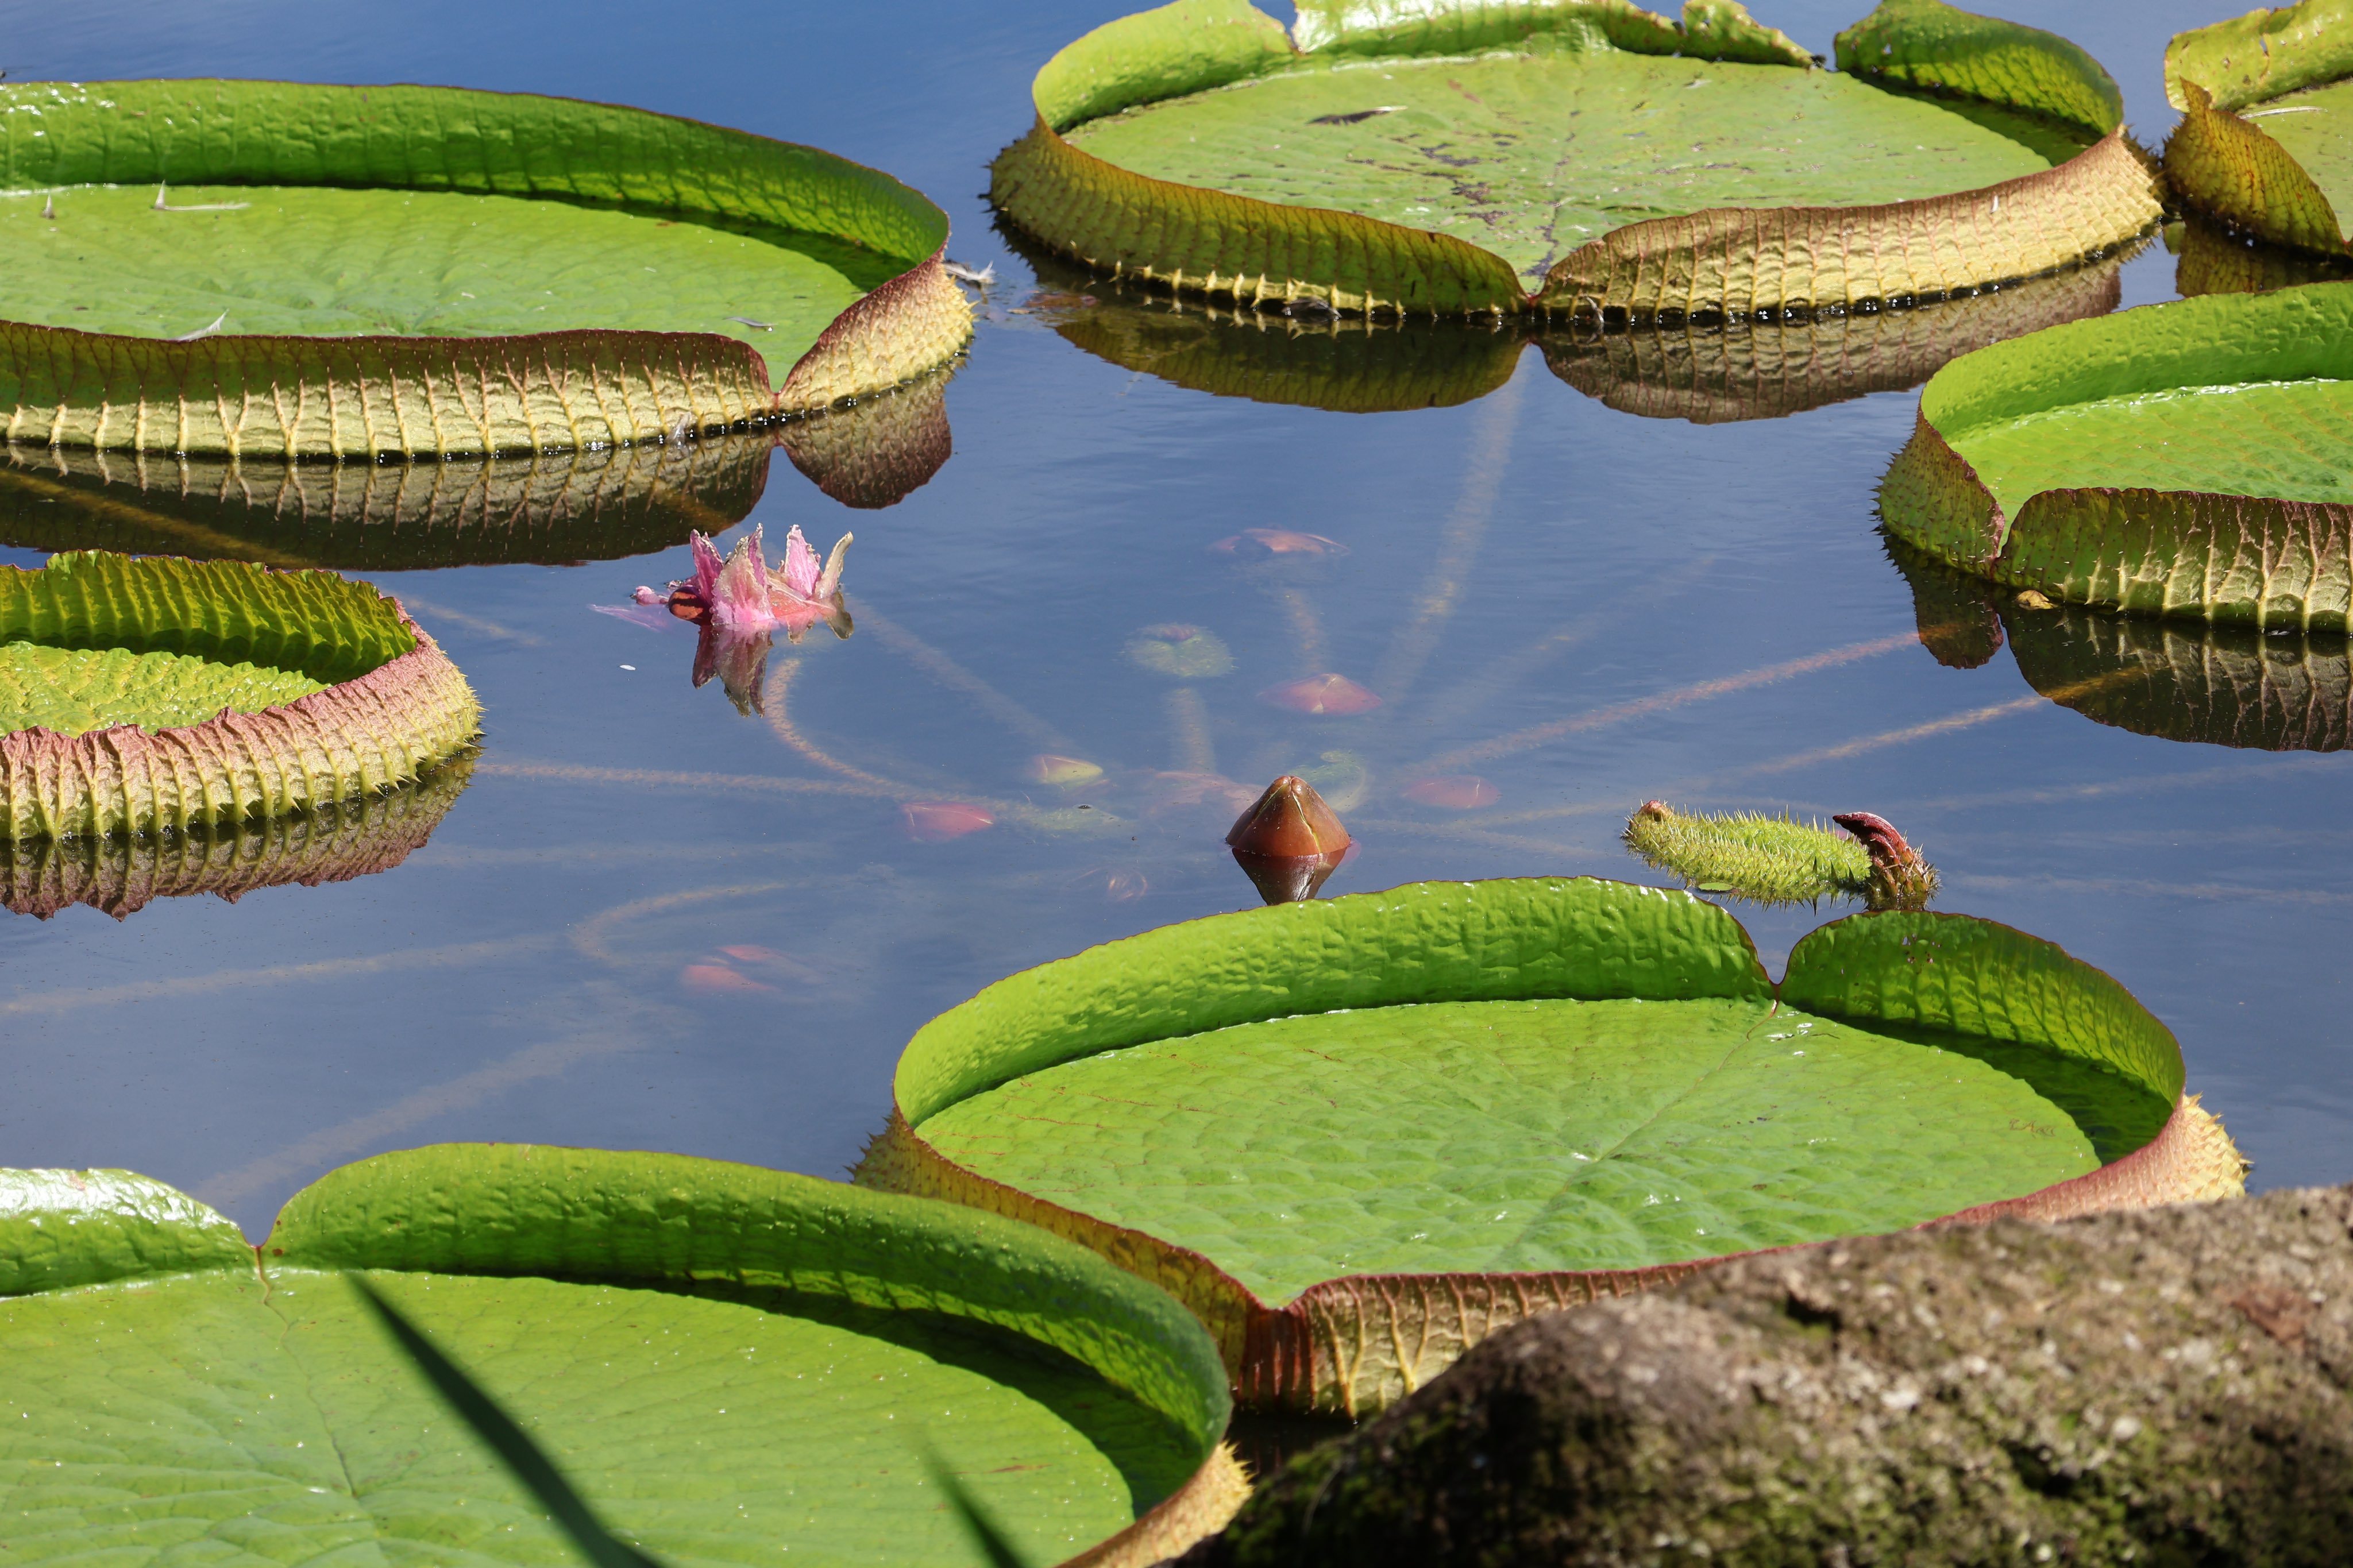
[1,0,2344,1447]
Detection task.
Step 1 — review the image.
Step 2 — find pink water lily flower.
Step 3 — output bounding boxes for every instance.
[664,523,854,642]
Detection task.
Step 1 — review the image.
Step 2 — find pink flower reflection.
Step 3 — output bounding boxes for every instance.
[1260,674,1383,715]
[902,801,996,842]
[1402,775,1500,809]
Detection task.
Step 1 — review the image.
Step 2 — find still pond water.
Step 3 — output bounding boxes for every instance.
[2,0,2344,1238]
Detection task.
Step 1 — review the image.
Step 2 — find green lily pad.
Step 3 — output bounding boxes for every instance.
[1878,283,2353,631]
[0,550,479,840]
[0,80,972,457]
[2164,0,2353,256]
[0,1145,1241,1567]
[1021,243,2132,419]
[859,878,2245,1414]
[991,0,2156,319]
[0,748,473,918]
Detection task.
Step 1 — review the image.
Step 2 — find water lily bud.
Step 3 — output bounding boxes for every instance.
[1226,774,1351,859]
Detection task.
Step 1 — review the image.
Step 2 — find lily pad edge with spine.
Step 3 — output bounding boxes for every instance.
[2163,0,2353,256]
[0,79,973,459]
[1,551,480,841]
[1877,281,2353,631]
[988,0,2161,321]
[0,1144,1245,1568]
[856,876,2247,1417]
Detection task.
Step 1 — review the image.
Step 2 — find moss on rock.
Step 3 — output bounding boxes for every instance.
[1179,1185,2353,1566]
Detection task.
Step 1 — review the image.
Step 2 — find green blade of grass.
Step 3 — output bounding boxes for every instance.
[350,1275,666,1568]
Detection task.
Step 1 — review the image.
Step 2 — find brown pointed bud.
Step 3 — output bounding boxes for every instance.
[1226,775,1351,859]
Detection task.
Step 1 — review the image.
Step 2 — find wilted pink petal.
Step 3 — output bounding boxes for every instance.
[1261,674,1383,715]
[1210,528,1348,559]
[778,524,823,600]
[689,530,727,602]
[681,962,774,994]
[631,585,662,605]
[1403,775,1500,809]
[903,801,996,841]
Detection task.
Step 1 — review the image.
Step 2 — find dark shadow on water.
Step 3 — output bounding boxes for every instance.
[679,1281,1204,1518]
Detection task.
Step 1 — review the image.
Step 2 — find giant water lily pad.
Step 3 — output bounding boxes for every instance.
[858,878,2245,1415]
[990,0,2156,320]
[1024,244,2131,418]
[0,1145,1243,1566]
[0,80,971,458]
[1,551,478,839]
[1878,282,2353,629]
[2165,0,2353,257]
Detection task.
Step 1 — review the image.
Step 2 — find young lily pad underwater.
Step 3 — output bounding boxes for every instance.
[3,0,2351,1559]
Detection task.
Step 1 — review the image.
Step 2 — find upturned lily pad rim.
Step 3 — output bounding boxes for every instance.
[1878,281,2353,631]
[867,875,2243,1414]
[0,1144,1241,1568]
[0,78,972,457]
[989,0,2155,320]
[1,550,481,841]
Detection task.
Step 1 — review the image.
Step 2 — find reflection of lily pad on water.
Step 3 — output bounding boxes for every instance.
[860,878,2245,1416]
[1879,283,2353,629]
[0,749,472,918]
[1,551,479,840]
[1888,535,2352,750]
[0,434,771,570]
[2165,1,2353,258]
[0,79,970,457]
[1020,246,2132,419]
[992,0,2156,320]
[2169,213,2353,299]
[0,1145,1244,1567]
